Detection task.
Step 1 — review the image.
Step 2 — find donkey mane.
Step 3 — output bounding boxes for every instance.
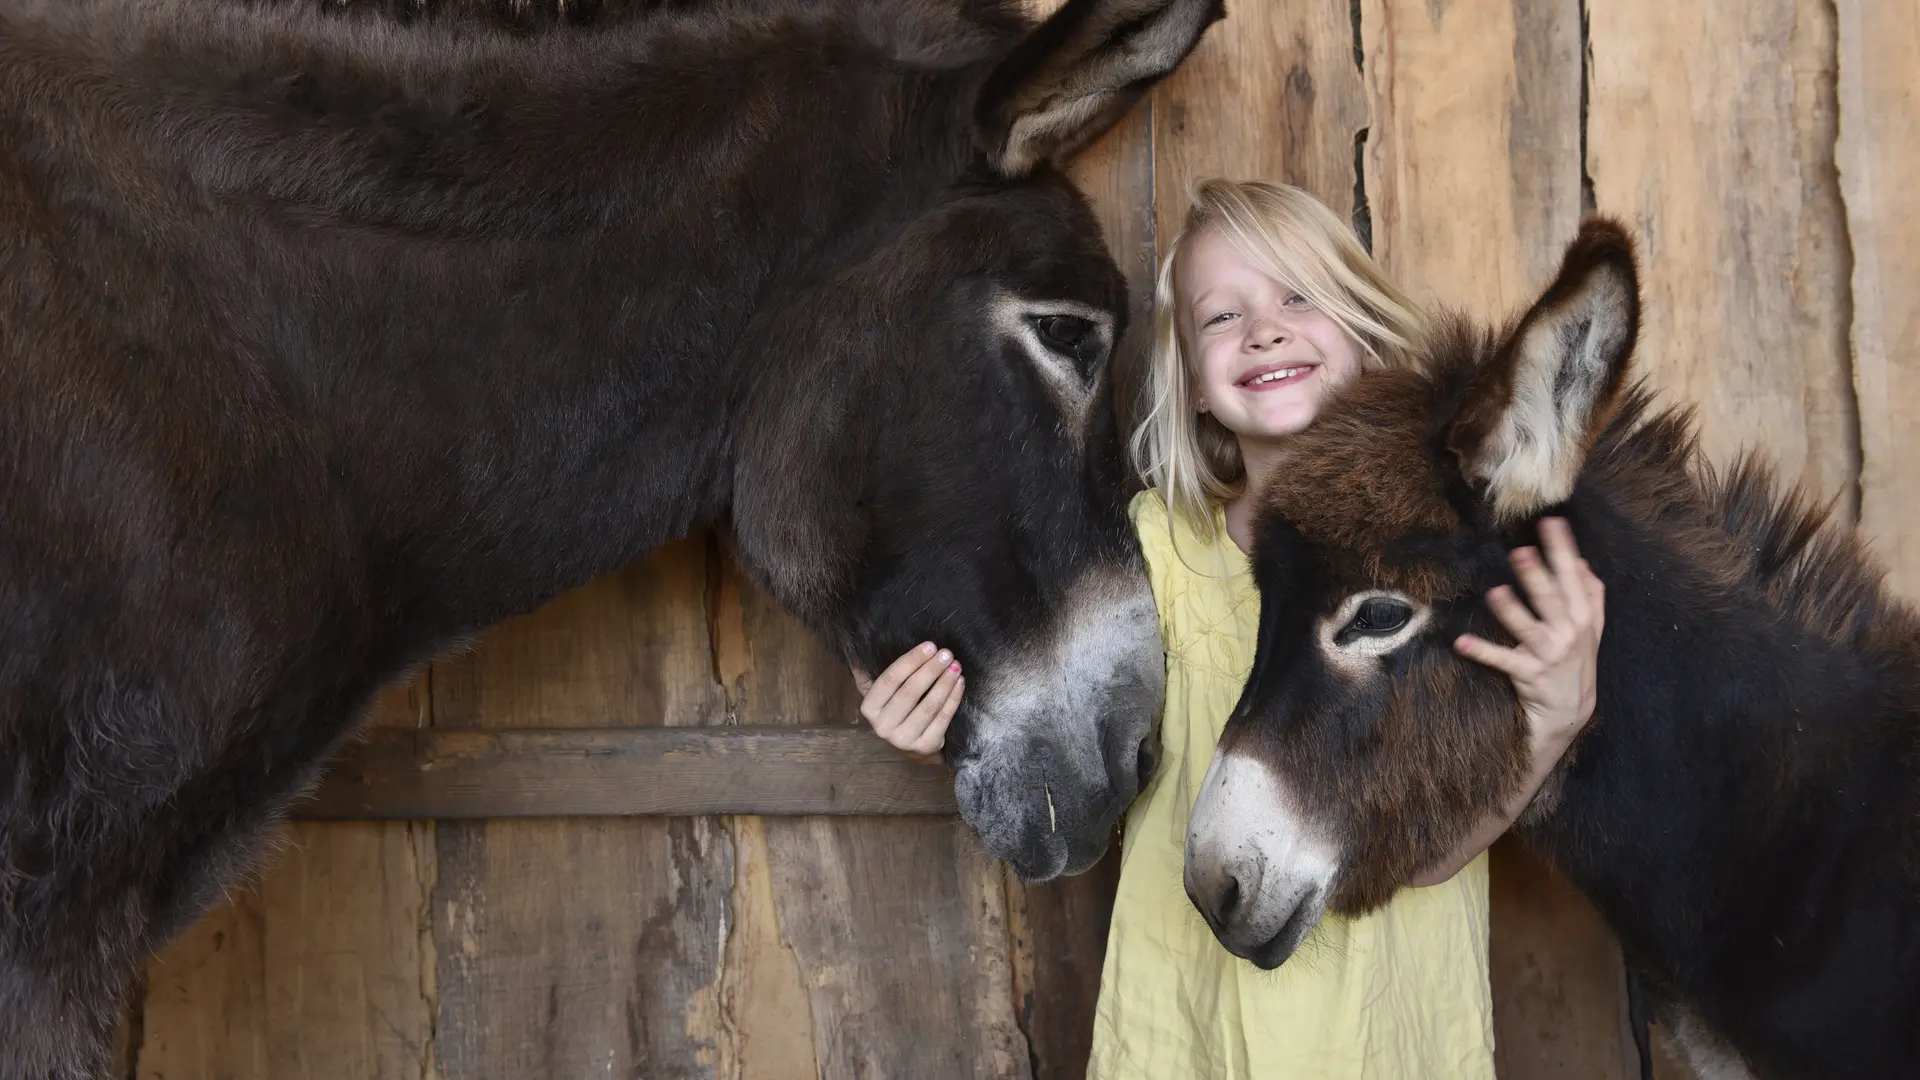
[1581,387,1911,655]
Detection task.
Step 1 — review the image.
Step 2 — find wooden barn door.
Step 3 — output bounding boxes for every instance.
[121,1,1914,1077]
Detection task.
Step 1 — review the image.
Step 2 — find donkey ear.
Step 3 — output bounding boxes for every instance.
[976,0,1223,178]
[1447,219,1641,523]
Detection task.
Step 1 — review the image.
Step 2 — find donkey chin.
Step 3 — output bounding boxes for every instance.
[950,574,1165,882]
[1182,750,1340,969]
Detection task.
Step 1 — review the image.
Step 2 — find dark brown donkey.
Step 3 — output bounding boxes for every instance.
[1184,221,1919,1078]
[0,0,1223,1074]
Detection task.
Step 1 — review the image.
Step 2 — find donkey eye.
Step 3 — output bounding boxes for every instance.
[1346,598,1411,636]
[1032,314,1101,368]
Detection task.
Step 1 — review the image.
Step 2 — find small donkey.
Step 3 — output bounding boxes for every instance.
[1185,220,1919,1078]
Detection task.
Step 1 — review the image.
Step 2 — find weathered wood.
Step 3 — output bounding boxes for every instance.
[1153,0,1369,240]
[715,554,1032,1079]
[1838,0,1920,600]
[138,681,435,1080]
[431,538,735,1080]
[1589,0,1856,509]
[1361,0,1585,313]
[1358,3,1637,1078]
[298,726,959,818]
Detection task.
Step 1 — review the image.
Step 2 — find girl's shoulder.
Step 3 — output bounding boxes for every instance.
[1126,487,1172,537]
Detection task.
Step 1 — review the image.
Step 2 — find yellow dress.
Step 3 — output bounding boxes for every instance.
[1087,490,1495,1080]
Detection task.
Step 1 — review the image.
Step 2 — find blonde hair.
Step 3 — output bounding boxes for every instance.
[1127,179,1427,536]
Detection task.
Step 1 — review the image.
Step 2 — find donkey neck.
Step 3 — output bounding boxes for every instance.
[0,1,985,643]
[1520,427,1920,993]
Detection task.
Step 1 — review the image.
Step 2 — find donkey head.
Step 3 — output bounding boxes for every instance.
[726,0,1222,881]
[1183,221,1640,962]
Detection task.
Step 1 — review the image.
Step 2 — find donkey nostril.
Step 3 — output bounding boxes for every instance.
[1216,876,1241,923]
[1134,734,1160,789]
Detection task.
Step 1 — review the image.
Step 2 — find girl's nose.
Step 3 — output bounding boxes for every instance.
[1247,316,1289,350]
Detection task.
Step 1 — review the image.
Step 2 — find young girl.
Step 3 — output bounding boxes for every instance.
[854,180,1604,1077]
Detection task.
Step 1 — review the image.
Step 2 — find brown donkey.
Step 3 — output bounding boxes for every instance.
[1184,221,1919,1079]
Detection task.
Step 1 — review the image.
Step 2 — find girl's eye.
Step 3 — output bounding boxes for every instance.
[1283,292,1312,309]
[1203,311,1238,328]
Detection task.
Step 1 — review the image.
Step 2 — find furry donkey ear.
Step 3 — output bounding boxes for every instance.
[1447,219,1641,524]
[976,0,1223,178]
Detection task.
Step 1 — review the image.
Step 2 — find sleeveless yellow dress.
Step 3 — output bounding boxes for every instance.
[1087,491,1495,1079]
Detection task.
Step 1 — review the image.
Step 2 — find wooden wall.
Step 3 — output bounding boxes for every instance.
[125,1,1916,1077]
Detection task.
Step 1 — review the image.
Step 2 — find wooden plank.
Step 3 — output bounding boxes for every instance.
[1152,0,1369,238]
[1838,0,1920,600]
[297,726,958,818]
[1357,4,1639,1078]
[713,555,1032,1079]
[1361,0,1585,313]
[138,680,435,1080]
[1589,0,1856,508]
[431,538,736,1080]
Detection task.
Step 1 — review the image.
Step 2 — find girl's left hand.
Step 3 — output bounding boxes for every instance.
[1453,517,1605,759]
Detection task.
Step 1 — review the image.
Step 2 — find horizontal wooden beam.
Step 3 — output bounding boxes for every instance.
[293,726,959,819]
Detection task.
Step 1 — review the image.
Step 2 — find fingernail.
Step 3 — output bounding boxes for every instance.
[949,662,962,674]
[921,642,936,655]
[937,649,952,664]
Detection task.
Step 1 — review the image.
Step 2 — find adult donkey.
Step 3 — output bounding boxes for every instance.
[0,0,1222,1073]
[1185,221,1918,1078]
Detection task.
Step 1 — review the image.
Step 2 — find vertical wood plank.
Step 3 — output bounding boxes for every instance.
[713,557,1030,1080]
[1359,3,1636,1078]
[1361,0,1584,313]
[1153,0,1370,238]
[1838,0,1920,599]
[431,539,733,1080]
[1588,0,1856,508]
[138,681,434,1080]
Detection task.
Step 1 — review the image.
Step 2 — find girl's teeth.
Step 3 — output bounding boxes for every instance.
[1254,368,1304,384]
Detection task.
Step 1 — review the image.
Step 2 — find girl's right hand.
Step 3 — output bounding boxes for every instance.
[852,643,963,765]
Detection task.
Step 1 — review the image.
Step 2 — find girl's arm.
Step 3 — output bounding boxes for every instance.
[852,644,964,764]
[1410,517,1605,888]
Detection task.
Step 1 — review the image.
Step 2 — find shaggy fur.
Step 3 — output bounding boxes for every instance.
[0,0,1221,1075]
[1216,220,1920,1077]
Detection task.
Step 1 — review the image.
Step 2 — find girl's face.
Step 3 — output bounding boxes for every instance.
[1178,226,1363,439]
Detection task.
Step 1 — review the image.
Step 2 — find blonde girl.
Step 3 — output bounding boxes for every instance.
[855,180,1604,1077]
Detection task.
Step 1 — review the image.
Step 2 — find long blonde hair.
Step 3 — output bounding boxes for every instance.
[1128,179,1427,535]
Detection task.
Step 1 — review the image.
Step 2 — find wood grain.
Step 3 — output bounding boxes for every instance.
[1360,0,1584,313]
[1588,0,1856,508]
[298,726,958,818]
[1153,0,1369,240]
[430,538,734,1080]
[715,554,1032,1079]
[1838,0,1920,599]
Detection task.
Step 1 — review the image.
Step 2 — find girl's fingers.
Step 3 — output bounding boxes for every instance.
[1454,633,1541,681]
[907,675,964,758]
[862,643,937,719]
[1538,518,1592,628]
[1509,545,1568,632]
[1582,560,1606,637]
[877,651,952,732]
[1485,584,1551,656]
[896,661,963,747]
